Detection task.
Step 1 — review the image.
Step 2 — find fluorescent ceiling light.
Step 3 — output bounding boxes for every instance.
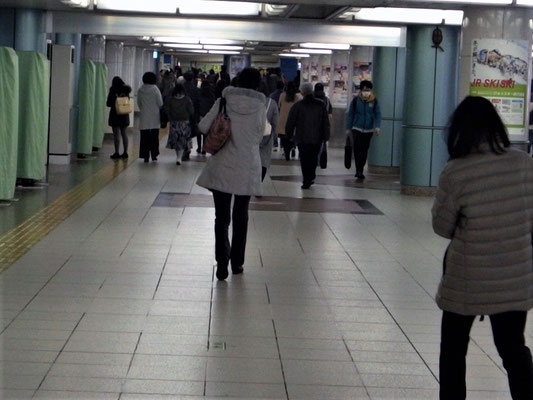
[96,0,177,13]
[163,43,203,49]
[300,43,350,50]
[279,53,309,58]
[178,1,260,15]
[208,50,241,54]
[61,0,89,7]
[293,49,332,54]
[203,45,244,51]
[200,39,242,45]
[174,50,208,54]
[344,8,464,25]
[96,0,260,14]
[517,0,533,5]
[407,0,511,3]
[154,36,199,43]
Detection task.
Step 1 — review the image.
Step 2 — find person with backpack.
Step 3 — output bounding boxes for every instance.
[107,76,132,159]
[345,80,381,180]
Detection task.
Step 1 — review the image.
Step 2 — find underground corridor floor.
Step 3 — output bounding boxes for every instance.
[0,138,530,399]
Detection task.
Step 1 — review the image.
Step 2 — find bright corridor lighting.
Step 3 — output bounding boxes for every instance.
[208,50,241,54]
[153,37,199,44]
[517,0,533,5]
[177,1,261,15]
[162,43,203,49]
[300,43,350,50]
[279,53,310,58]
[408,0,511,3]
[200,39,243,45]
[203,45,244,51]
[293,49,332,55]
[346,8,464,26]
[96,0,261,15]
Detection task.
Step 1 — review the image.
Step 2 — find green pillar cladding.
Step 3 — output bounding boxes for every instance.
[93,63,108,148]
[0,47,19,200]
[401,25,459,191]
[369,47,406,171]
[16,51,50,180]
[14,9,46,54]
[77,60,96,155]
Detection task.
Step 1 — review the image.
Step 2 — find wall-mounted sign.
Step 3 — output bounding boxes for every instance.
[470,39,529,138]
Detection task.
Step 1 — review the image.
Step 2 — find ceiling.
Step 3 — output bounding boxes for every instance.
[0,0,519,57]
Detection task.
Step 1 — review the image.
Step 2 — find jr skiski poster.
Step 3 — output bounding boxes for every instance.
[470,39,529,138]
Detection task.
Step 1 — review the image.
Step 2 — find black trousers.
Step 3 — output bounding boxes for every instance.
[261,167,267,182]
[440,310,533,400]
[352,129,373,175]
[298,143,322,185]
[280,135,294,161]
[139,129,159,160]
[196,134,203,151]
[112,125,128,154]
[212,190,251,268]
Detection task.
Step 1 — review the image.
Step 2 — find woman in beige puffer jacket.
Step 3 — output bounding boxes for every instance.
[432,96,533,400]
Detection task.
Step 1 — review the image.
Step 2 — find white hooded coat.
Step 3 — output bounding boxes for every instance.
[196,86,266,196]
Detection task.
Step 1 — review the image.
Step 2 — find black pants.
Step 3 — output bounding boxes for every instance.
[196,134,203,152]
[212,190,251,268]
[440,310,533,400]
[352,129,373,175]
[139,129,160,161]
[280,135,294,161]
[261,167,267,182]
[298,143,321,185]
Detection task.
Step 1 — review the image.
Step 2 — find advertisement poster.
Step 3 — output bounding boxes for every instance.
[310,61,319,83]
[332,62,348,107]
[229,56,245,79]
[470,39,529,136]
[320,64,330,96]
[302,63,310,82]
[352,62,373,97]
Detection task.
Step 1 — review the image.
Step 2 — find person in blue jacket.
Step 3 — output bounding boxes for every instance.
[345,80,381,180]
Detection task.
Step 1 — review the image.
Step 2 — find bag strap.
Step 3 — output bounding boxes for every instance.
[218,97,227,115]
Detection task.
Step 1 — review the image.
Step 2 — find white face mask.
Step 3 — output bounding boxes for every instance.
[361,90,371,99]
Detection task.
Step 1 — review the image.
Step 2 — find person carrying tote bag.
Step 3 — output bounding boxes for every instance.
[107,76,131,159]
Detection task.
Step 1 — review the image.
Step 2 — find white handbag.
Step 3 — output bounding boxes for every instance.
[263,99,272,136]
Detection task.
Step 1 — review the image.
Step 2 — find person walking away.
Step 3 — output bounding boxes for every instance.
[182,71,201,161]
[196,68,266,280]
[198,80,215,155]
[432,96,533,400]
[164,84,194,165]
[107,76,131,159]
[218,64,231,86]
[285,82,330,189]
[269,81,284,151]
[259,95,279,181]
[277,82,302,161]
[345,80,381,180]
[161,70,176,100]
[137,72,163,163]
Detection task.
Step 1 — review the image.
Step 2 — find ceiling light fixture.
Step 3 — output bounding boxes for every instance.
[407,0,511,3]
[162,43,203,49]
[96,0,178,13]
[208,50,241,54]
[177,1,260,15]
[342,7,464,25]
[203,45,244,51]
[300,43,350,50]
[293,48,332,54]
[60,0,90,7]
[517,0,533,5]
[200,39,243,45]
[278,53,309,58]
[153,36,199,43]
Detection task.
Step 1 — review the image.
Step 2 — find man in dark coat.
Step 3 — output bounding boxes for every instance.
[182,71,201,160]
[285,82,330,189]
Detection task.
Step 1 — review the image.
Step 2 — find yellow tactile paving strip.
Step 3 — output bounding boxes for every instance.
[0,128,168,273]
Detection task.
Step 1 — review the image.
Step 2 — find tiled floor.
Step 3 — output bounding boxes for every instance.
[0,140,531,399]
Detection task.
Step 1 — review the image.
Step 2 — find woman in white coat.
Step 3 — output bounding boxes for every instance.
[137,72,163,162]
[432,96,533,399]
[197,68,266,280]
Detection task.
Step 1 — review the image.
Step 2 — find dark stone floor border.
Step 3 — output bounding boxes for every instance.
[153,193,382,215]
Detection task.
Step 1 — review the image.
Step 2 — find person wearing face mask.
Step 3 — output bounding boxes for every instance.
[345,80,381,180]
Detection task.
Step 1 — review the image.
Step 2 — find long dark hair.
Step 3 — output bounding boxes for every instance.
[447,96,510,159]
[285,81,297,102]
